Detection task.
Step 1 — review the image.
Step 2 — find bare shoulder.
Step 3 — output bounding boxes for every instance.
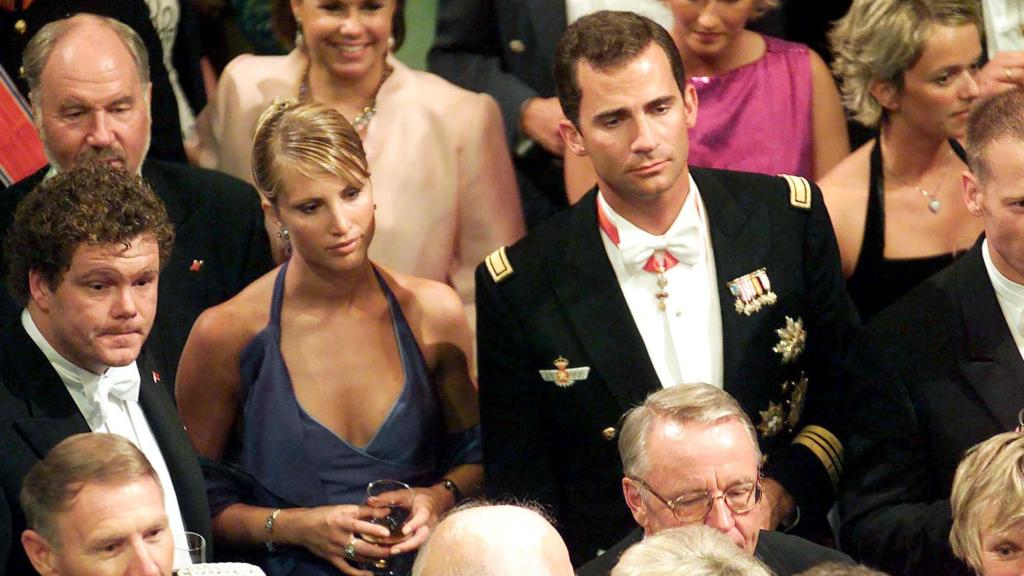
[819,141,872,211]
[188,268,278,351]
[377,267,466,335]
[808,48,832,78]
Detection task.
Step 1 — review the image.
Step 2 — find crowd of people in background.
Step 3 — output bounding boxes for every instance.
[3,1,1024,575]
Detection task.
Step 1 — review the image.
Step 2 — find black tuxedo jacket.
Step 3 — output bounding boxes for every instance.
[428,0,569,226]
[576,527,852,576]
[0,160,274,394]
[0,323,211,575]
[476,167,858,565]
[839,243,1020,576]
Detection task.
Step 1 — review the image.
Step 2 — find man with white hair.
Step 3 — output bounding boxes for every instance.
[412,504,574,576]
[578,384,850,576]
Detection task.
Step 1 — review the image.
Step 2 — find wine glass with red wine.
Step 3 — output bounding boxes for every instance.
[361,479,415,575]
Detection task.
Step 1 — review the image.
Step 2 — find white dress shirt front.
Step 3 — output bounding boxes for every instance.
[983,0,1024,54]
[982,239,1024,362]
[22,310,193,569]
[598,175,724,389]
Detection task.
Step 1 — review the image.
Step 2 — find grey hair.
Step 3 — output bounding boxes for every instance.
[619,384,761,478]
[23,13,150,103]
[828,0,981,127]
[612,525,773,576]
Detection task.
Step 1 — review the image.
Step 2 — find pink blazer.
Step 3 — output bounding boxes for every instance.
[188,50,525,327]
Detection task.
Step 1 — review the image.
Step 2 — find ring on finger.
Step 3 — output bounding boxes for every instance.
[344,536,357,561]
[1006,67,1015,80]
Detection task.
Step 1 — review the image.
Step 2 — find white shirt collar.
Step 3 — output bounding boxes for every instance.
[597,173,704,249]
[983,239,1024,310]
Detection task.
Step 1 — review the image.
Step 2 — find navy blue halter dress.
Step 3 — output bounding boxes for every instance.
[207,262,481,575]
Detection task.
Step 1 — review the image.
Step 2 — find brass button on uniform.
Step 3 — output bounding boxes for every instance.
[509,39,526,54]
[602,427,617,441]
[14,19,27,35]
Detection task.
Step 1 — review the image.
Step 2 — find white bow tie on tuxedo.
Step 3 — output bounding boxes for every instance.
[72,365,141,429]
[618,222,702,275]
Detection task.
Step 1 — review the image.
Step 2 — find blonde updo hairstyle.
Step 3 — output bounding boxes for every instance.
[950,432,1024,574]
[829,0,981,127]
[251,99,370,206]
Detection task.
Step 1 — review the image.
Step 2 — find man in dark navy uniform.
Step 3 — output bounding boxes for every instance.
[475,11,857,566]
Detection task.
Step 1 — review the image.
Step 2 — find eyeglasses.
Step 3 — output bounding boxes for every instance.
[627,475,763,523]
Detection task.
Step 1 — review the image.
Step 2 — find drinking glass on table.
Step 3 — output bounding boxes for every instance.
[361,479,415,575]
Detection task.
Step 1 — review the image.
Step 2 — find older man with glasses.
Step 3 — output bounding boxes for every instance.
[578,384,851,576]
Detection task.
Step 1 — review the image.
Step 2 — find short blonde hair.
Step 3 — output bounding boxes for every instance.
[611,525,773,576]
[950,432,1024,573]
[829,0,981,127]
[618,384,761,479]
[20,433,160,547]
[251,99,370,204]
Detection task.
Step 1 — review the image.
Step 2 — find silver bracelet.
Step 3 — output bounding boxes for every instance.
[264,508,282,552]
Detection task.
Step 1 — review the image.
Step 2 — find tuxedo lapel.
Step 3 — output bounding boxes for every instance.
[142,161,189,228]
[694,168,770,387]
[956,247,1024,432]
[4,322,90,458]
[136,356,211,538]
[552,191,660,411]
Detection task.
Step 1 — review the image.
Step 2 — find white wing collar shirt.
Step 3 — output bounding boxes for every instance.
[21,309,193,569]
[983,238,1024,362]
[597,173,724,389]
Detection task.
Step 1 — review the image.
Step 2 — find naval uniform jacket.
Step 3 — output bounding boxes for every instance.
[0,160,275,395]
[576,527,853,576]
[476,167,858,565]
[839,242,1021,576]
[0,322,211,575]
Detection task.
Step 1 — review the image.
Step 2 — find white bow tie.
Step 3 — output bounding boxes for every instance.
[74,365,141,429]
[618,223,702,275]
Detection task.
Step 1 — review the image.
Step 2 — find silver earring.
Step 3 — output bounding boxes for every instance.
[276,227,292,257]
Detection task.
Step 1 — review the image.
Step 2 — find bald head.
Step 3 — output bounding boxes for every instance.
[412,505,573,576]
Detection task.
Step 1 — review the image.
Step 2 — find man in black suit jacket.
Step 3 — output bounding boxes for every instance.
[476,12,857,566]
[0,164,210,575]
[428,0,569,227]
[576,385,851,576]
[0,14,273,393]
[839,89,1024,576]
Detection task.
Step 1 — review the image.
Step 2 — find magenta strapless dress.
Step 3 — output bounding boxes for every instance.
[688,36,813,178]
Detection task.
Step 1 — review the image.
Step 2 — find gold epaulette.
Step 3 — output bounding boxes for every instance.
[792,425,843,489]
[485,246,513,283]
[780,174,812,211]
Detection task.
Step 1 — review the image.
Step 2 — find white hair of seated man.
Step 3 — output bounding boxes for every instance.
[411,504,574,576]
[611,525,775,576]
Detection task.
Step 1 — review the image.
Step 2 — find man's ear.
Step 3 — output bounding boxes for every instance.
[559,119,587,157]
[28,269,54,313]
[623,478,648,530]
[682,82,699,129]
[963,169,985,217]
[21,530,59,576]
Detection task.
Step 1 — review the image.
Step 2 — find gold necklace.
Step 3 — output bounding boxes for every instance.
[300,60,393,132]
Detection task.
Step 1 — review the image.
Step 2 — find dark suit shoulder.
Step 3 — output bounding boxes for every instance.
[575,528,642,576]
[691,167,816,216]
[866,244,980,340]
[755,530,852,575]
[143,160,260,206]
[478,195,587,287]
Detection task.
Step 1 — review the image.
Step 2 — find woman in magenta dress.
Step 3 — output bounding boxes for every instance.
[565,0,849,201]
